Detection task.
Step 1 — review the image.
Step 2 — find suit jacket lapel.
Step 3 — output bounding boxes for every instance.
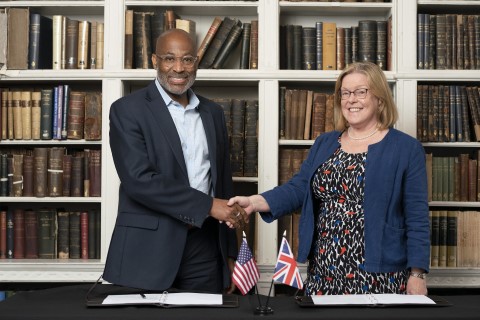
[198,104,217,190]
[145,81,189,180]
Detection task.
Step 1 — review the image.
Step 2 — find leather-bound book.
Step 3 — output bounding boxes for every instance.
[199,17,236,69]
[292,25,302,70]
[211,20,243,69]
[1,90,7,140]
[358,20,376,64]
[0,210,7,258]
[62,154,72,197]
[89,149,101,197]
[33,147,48,197]
[150,9,165,53]
[13,209,25,259]
[164,10,177,31]
[21,91,32,140]
[65,18,79,69]
[430,210,439,267]
[351,25,359,63]
[315,22,323,70]
[302,27,316,70]
[304,90,313,140]
[446,210,457,267]
[37,208,56,259]
[436,14,447,69]
[124,9,134,69]
[213,98,232,144]
[84,91,102,141]
[28,14,53,69]
[89,21,97,69]
[197,17,222,65]
[7,157,13,196]
[80,211,89,259]
[12,154,23,197]
[23,154,33,197]
[133,11,153,69]
[47,147,65,197]
[344,27,352,67]
[279,87,286,139]
[69,211,81,259]
[468,159,477,202]
[438,210,447,267]
[12,91,23,140]
[466,86,480,141]
[387,15,392,71]
[61,84,70,140]
[71,155,84,197]
[336,27,345,70]
[376,20,387,70]
[322,22,337,70]
[0,154,8,196]
[84,149,91,197]
[95,209,100,258]
[311,92,326,139]
[7,91,14,139]
[230,99,246,177]
[7,7,29,70]
[325,94,335,132]
[428,15,436,70]
[467,15,475,70]
[52,15,63,70]
[284,89,293,140]
[285,24,294,69]
[95,22,104,69]
[77,21,90,69]
[57,211,69,259]
[67,91,86,140]
[296,90,307,140]
[6,210,13,258]
[243,100,258,177]
[24,209,38,259]
[40,89,53,140]
[418,14,426,69]
[31,91,41,140]
[459,153,469,202]
[239,22,251,69]
[88,210,98,259]
[0,9,6,70]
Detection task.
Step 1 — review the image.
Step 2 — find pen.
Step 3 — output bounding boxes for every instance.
[140,293,146,299]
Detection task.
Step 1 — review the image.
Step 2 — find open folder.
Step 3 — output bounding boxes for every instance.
[296,294,451,307]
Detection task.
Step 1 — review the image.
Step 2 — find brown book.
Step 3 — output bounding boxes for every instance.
[24,210,38,259]
[0,9,6,69]
[133,11,153,69]
[304,90,313,140]
[1,89,7,140]
[22,154,33,197]
[77,21,90,69]
[31,91,41,140]
[37,208,56,259]
[438,210,448,267]
[358,20,377,64]
[89,21,97,69]
[197,17,223,64]
[0,210,6,258]
[336,27,345,70]
[7,91,14,139]
[71,155,84,197]
[12,91,23,140]
[84,149,91,197]
[290,90,300,140]
[284,89,293,139]
[459,153,469,202]
[376,20,388,70]
[69,211,81,259]
[124,10,134,69]
[7,156,13,196]
[65,18,79,69]
[21,91,32,140]
[80,211,89,259]
[466,86,480,141]
[296,90,307,140]
[230,99,246,177]
[446,210,457,267]
[325,94,335,132]
[95,22,104,69]
[436,14,447,69]
[84,91,102,140]
[164,10,177,31]
[62,154,72,197]
[311,92,327,139]
[89,149,101,197]
[200,17,237,69]
[57,211,69,259]
[425,153,433,202]
[12,154,23,197]
[7,8,29,70]
[322,22,336,70]
[47,147,65,197]
[67,91,86,140]
[13,209,25,259]
[33,147,48,197]
[468,159,477,201]
[243,100,258,177]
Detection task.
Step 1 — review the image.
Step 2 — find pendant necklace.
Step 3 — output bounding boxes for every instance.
[347,126,379,141]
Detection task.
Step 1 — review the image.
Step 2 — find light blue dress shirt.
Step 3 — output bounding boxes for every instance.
[155,79,213,196]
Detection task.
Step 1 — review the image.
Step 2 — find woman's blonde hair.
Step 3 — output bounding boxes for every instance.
[333,62,398,131]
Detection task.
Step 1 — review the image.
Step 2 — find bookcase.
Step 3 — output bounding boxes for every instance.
[1,0,480,294]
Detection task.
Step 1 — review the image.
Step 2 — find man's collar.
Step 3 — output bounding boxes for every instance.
[154,78,199,109]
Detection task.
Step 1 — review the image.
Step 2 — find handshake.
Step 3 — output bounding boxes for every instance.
[210,195,264,229]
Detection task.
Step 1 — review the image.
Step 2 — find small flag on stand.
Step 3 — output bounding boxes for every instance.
[273,231,303,289]
[232,233,260,295]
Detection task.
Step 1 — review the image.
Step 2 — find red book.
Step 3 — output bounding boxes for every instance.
[13,209,25,259]
[0,210,6,258]
[80,211,88,259]
[24,210,38,259]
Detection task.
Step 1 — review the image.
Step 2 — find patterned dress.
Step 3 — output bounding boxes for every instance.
[304,145,408,296]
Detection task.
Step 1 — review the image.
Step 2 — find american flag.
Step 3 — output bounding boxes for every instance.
[232,238,260,295]
[273,236,303,289]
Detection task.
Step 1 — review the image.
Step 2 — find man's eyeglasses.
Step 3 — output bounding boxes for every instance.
[155,54,198,67]
[340,88,369,100]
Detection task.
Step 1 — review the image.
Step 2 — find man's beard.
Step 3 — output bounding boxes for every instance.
[158,71,196,96]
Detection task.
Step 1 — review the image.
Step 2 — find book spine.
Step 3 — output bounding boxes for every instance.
[231,99,246,177]
[57,211,70,259]
[65,18,79,69]
[13,209,25,259]
[31,91,41,140]
[47,147,65,197]
[38,209,56,259]
[211,21,243,69]
[80,211,89,259]
[62,154,72,197]
[69,211,81,259]
[21,91,32,140]
[61,85,70,140]
[52,15,63,69]
[77,21,90,69]
[199,17,236,69]
[0,210,7,258]
[243,100,258,177]
[28,13,41,69]
[12,91,22,140]
[358,20,377,64]
[33,147,48,197]
[24,210,38,259]
[67,92,86,140]
[22,155,33,197]
[12,154,23,197]
[71,155,84,197]
[239,22,251,69]
[133,12,153,69]
[316,22,323,70]
[89,21,97,69]
[124,10,134,69]
[40,89,53,140]
[302,27,316,70]
[96,23,104,69]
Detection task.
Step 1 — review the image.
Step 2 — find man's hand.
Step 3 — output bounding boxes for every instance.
[209,198,248,229]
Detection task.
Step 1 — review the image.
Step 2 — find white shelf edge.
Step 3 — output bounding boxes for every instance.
[0,197,102,203]
[0,140,101,145]
[0,1,105,7]
[279,139,315,146]
[429,201,480,207]
[125,1,259,7]
[423,142,480,148]
[233,176,258,183]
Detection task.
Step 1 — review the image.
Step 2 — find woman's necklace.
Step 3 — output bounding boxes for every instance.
[347,126,379,141]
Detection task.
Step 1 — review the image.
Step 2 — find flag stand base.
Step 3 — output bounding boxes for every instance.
[254,306,274,315]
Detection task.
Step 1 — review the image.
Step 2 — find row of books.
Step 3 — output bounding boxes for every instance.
[0,147,101,197]
[285,1,388,2]
[0,8,104,70]
[280,18,392,71]
[416,85,480,143]
[417,14,480,70]
[0,208,101,260]
[430,210,480,268]
[0,87,102,141]
[279,87,335,141]
[426,153,480,203]
[213,98,258,177]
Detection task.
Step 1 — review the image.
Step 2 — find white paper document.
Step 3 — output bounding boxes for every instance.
[102,292,223,306]
[311,294,436,306]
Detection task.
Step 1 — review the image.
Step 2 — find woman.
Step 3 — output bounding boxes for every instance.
[228,62,430,295]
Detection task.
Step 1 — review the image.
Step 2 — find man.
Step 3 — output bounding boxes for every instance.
[103,29,247,293]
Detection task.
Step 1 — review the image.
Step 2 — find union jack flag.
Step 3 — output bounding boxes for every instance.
[232,238,260,295]
[273,236,303,289]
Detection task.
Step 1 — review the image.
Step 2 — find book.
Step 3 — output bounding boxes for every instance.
[297,294,447,307]
[90,21,97,69]
[52,15,63,70]
[71,155,84,197]
[133,11,153,69]
[28,14,53,69]
[47,147,65,197]
[124,10,134,69]
[239,22,251,69]
[77,21,90,69]
[24,210,38,259]
[13,209,25,259]
[197,17,223,65]
[88,210,98,259]
[96,23,104,69]
[6,210,13,258]
[302,27,316,70]
[0,210,7,258]
[230,99,246,177]
[31,92,41,140]
[358,20,377,64]
[336,27,345,70]
[69,211,81,259]
[80,211,89,259]
[446,210,457,267]
[430,210,439,267]
[12,91,23,140]
[21,91,32,140]
[249,20,258,69]
[200,17,237,69]
[62,154,72,196]
[292,25,302,70]
[33,147,48,197]
[67,91,86,140]
[7,8,29,70]
[243,100,258,177]
[438,210,448,267]
[57,211,69,259]
[322,22,336,70]
[22,154,34,197]
[40,89,54,140]
[89,149,101,197]
[37,208,57,259]
[65,18,79,69]
[150,9,165,54]
[211,20,243,69]
[12,154,23,197]
[0,9,6,69]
